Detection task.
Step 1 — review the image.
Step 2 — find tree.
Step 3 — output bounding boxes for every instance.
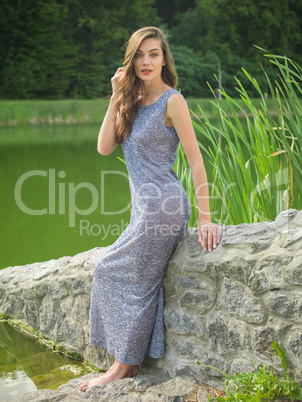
[0,0,76,98]
[0,0,160,98]
[170,0,302,96]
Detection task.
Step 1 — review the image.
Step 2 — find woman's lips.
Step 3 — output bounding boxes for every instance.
[141,69,152,75]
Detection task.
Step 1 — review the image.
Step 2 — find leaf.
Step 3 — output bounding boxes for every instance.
[117,156,126,165]
[272,341,288,375]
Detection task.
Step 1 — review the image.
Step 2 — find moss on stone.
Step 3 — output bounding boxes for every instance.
[9,318,42,338]
[83,359,104,372]
[0,311,9,320]
[59,364,86,375]
[3,317,101,372]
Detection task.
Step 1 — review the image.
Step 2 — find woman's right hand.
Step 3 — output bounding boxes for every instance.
[111,67,124,97]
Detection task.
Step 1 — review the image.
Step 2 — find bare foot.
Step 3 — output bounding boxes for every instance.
[79,362,139,392]
[95,360,118,378]
[96,361,139,378]
[79,360,118,390]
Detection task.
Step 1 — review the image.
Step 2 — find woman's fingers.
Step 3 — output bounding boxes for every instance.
[213,225,220,248]
[198,221,220,252]
[207,228,213,252]
[112,67,124,80]
[111,67,124,94]
[198,222,209,251]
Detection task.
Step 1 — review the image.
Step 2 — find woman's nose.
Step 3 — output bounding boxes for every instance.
[143,56,150,65]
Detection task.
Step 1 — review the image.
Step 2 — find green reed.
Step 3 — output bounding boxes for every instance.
[177,49,302,225]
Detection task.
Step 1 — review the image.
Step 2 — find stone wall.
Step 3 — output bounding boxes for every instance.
[0,209,301,387]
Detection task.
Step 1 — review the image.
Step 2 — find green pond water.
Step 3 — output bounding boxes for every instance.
[0,321,91,401]
[0,121,300,270]
[0,123,131,270]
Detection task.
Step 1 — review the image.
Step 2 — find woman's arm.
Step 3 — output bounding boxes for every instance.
[166,93,220,252]
[97,68,124,155]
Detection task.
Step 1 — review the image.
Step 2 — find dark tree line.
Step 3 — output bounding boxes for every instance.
[0,0,301,99]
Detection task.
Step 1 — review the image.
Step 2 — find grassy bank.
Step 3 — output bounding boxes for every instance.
[0,98,110,126]
[0,97,277,126]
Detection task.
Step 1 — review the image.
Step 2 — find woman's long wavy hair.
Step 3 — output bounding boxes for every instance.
[114,27,177,144]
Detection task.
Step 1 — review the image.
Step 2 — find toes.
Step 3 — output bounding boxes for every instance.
[79,381,89,392]
[80,385,88,392]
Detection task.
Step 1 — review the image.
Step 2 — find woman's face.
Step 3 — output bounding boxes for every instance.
[133,38,166,83]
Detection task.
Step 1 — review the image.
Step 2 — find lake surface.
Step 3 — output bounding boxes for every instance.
[0,123,132,270]
[0,121,299,270]
[0,321,91,400]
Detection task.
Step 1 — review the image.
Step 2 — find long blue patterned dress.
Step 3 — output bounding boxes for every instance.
[90,89,191,365]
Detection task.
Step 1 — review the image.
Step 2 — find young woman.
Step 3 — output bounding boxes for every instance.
[79,26,220,392]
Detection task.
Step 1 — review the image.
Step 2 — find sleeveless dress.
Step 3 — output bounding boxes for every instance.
[90,89,191,365]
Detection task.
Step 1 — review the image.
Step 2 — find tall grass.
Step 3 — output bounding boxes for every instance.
[176,48,302,225]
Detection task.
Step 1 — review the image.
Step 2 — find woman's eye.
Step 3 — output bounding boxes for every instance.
[151,53,158,57]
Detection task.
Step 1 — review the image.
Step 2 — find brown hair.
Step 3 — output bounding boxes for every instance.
[114,26,177,144]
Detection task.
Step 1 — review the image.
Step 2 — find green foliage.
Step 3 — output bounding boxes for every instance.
[190,49,302,225]
[171,0,302,67]
[196,342,302,401]
[0,0,159,99]
[1,0,301,99]
[171,45,219,97]
[0,0,77,99]
[0,312,9,320]
[170,0,302,97]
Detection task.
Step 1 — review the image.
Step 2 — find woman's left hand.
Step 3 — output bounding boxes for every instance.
[198,218,220,252]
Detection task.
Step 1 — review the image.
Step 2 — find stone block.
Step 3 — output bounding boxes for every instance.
[143,376,197,401]
[285,326,302,360]
[73,295,90,323]
[170,337,196,358]
[62,317,86,350]
[164,309,204,336]
[197,350,228,378]
[22,282,48,299]
[24,300,40,329]
[263,291,302,321]
[208,315,250,355]
[230,358,255,376]
[180,289,215,314]
[253,327,278,358]
[218,278,267,324]
[286,259,302,285]
[176,275,200,289]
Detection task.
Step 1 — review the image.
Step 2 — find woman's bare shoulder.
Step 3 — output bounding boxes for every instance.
[166,91,188,116]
